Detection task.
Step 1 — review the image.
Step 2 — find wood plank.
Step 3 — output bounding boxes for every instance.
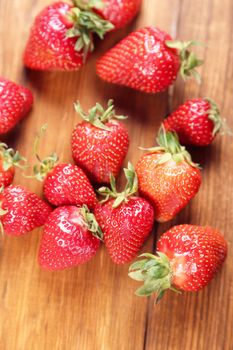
[144,0,233,349]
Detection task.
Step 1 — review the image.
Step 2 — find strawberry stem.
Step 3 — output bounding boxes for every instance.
[98,162,138,208]
[66,0,114,61]
[74,100,127,131]
[80,205,103,240]
[141,127,200,168]
[165,40,203,82]
[72,0,104,10]
[27,125,59,181]
[129,252,181,302]
[0,143,27,171]
[205,98,232,136]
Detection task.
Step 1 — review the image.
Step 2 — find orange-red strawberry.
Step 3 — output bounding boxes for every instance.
[94,163,154,264]
[23,1,113,71]
[39,205,102,270]
[163,98,229,146]
[96,26,203,93]
[136,129,201,222]
[0,185,52,236]
[129,225,227,300]
[71,100,129,184]
[0,143,27,187]
[29,125,97,208]
[95,0,142,29]
[0,77,33,134]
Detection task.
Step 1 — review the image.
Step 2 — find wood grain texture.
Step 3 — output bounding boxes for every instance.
[0,1,232,350]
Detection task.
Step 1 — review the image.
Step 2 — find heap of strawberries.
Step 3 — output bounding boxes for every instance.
[0,0,230,302]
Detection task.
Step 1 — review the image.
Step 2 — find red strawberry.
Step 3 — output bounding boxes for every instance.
[96,26,203,93]
[0,185,52,236]
[44,163,97,208]
[95,0,142,29]
[129,225,227,300]
[23,1,113,71]
[39,205,102,270]
[71,100,129,184]
[0,77,33,134]
[29,125,97,208]
[94,163,154,264]
[163,98,229,146]
[0,143,27,187]
[136,129,201,222]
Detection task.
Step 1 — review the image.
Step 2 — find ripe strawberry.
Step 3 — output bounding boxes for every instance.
[29,127,96,208]
[95,0,142,29]
[0,143,27,187]
[71,100,129,184]
[94,163,154,264]
[96,26,203,93]
[129,225,227,300]
[39,205,102,270]
[23,1,114,71]
[0,185,52,236]
[0,77,33,134]
[163,98,229,146]
[136,129,201,222]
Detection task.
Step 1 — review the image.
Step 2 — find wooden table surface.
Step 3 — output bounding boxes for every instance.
[0,1,233,349]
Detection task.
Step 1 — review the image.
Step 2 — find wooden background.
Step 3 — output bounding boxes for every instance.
[0,0,233,349]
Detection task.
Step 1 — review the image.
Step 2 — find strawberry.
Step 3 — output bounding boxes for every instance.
[163,98,229,146]
[71,100,129,184]
[39,205,102,270]
[136,129,201,222]
[95,0,142,30]
[129,225,227,301]
[94,163,154,264]
[0,143,27,187]
[0,77,33,134]
[0,185,52,236]
[23,1,114,71]
[30,126,97,208]
[96,27,203,93]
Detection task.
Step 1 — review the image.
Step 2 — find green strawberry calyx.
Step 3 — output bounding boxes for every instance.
[66,0,114,61]
[205,98,232,136]
[165,40,203,83]
[98,162,138,208]
[129,252,181,303]
[27,125,59,182]
[80,204,103,240]
[74,99,127,131]
[141,127,200,168]
[0,143,27,171]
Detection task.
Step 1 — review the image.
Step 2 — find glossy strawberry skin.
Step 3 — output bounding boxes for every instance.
[71,120,129,184]
[39,206,100,271]
[23,2,85,71]
[164,99,215,146]
[43,163,97,208]
[96,26,180,93]
[0,160,15,187]
[0,77,33,135]
[96,0,142,30]
[0,185,52,236]
[94,197,154,264]
[136,153,201,222]
[157,225,227,291]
